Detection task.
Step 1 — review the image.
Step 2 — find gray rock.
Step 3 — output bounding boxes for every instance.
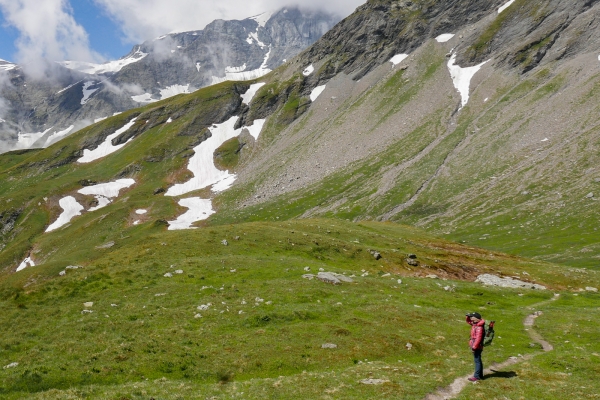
[585,287,598,292]
[407,254,417,259]
[221,240,228,246]
[317,272,341,285]
[586,192,594,198]
[321,343,337,349]
[95,241,115,249]
[302,274,315,280]
[406,258,419,267]
[476,274,546,290]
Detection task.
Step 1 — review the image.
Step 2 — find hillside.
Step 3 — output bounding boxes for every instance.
[0,0,599,398]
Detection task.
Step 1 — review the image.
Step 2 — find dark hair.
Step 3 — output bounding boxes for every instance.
[468,312,482,319]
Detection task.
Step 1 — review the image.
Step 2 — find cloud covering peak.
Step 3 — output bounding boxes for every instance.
[0,0,101,77]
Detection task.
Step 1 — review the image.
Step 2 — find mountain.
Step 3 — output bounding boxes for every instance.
[1,1,600,397]
[0,7,340,153]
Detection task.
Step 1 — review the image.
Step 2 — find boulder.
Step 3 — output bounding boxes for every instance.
[476,274,546,290]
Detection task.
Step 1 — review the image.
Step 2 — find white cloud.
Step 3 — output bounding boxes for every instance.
[94,0,365,44]
[0,0,101,77]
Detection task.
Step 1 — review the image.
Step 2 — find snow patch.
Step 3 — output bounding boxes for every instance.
[166,117,173,123]
[46,196,84,232]
[136,209,147,215]
[247,32,266,48]
[389,54,408,66]
[16,257,35,272]
[77,118,138,163]
[0,59,17,71]
[196,62,201,72]
[541,138,549,142]
[78,179,136,211]
[447,54,489,109]
[303,64,315,76]
[167,197,215,230]
[211,47,272,84]
[435,33,455,43]
[57,80,82,94]
[45,125,75,146]
[498,0,516,13]
[244,119,266,140]
[131,93,154,103]
[310,85,326,102]
[94,117,107,123]
[241,82,265,104]
[60,49,148,75]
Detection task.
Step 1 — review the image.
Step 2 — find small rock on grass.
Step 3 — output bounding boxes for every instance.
[321,343,337,349]
[586,287,598,292]
[360,379,389,385]
[164,272,173,278]
[3,362,18,369]
[221,240,228,246]
[83,302,93,308]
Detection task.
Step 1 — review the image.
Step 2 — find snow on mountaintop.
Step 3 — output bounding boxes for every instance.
[0,59,17,71]
[248,11,273,27]
[60,49,148,75]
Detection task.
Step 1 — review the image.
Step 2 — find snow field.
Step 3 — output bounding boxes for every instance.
[447,54,489,109]
[45,196,84,232]
[435,33,455,43]
[389,54,408,66]
[167,198,215,230]
[165,116,245,197]
[132,84,191,103]
[310,85,327,102]
[77,118,138,163]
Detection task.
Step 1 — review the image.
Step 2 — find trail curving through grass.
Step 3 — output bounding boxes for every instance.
[424,294,560,400]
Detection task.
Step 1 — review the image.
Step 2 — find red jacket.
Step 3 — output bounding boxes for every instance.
[466,317,485,350]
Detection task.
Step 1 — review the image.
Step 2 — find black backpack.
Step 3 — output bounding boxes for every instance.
[483,320,495,346]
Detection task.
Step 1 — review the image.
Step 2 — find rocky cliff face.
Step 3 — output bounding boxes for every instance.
[0,7,339,154]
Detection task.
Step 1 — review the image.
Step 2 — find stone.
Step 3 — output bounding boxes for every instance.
[317,272,341,285]
[586,192,594,198]
[304,266,311,271]
[406,258,419,266]
[95,241,115,249]
[65,265,81,270]
[405,343,413,350]
[407,254,417,259]
[164,272,173,278]
[476,274,546,290]
[586,287,598,292]
[426,274,439,279]
[3,362,18,369]
[59,270,66,276]
[83,302,93,308]
[321,343,337,349]
[221,240,228,246]
[174,270,184,274]
[372,251,382,260]
[194,313,202,318]
[302,274,315,280]
[153,187,166,195]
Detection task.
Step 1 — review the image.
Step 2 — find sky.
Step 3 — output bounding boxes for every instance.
[0,0,365,65]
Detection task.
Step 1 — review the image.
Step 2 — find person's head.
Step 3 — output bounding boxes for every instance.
[468,312,482,322]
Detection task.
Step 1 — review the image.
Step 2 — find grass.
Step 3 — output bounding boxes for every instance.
[2,219,594,399]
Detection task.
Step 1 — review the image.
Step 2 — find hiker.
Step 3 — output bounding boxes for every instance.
[466,312,485,381]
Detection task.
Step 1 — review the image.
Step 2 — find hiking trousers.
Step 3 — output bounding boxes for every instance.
[473,349,484,379]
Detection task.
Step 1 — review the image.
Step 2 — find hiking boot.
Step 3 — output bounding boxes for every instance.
[468,377,480,382]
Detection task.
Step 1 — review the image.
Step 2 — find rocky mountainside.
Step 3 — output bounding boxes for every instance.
[0,7,339,153]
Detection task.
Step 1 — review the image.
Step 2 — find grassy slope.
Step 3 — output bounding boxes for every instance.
[1,219,597,399]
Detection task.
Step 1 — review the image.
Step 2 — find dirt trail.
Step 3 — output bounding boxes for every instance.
[424,294,560,400]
